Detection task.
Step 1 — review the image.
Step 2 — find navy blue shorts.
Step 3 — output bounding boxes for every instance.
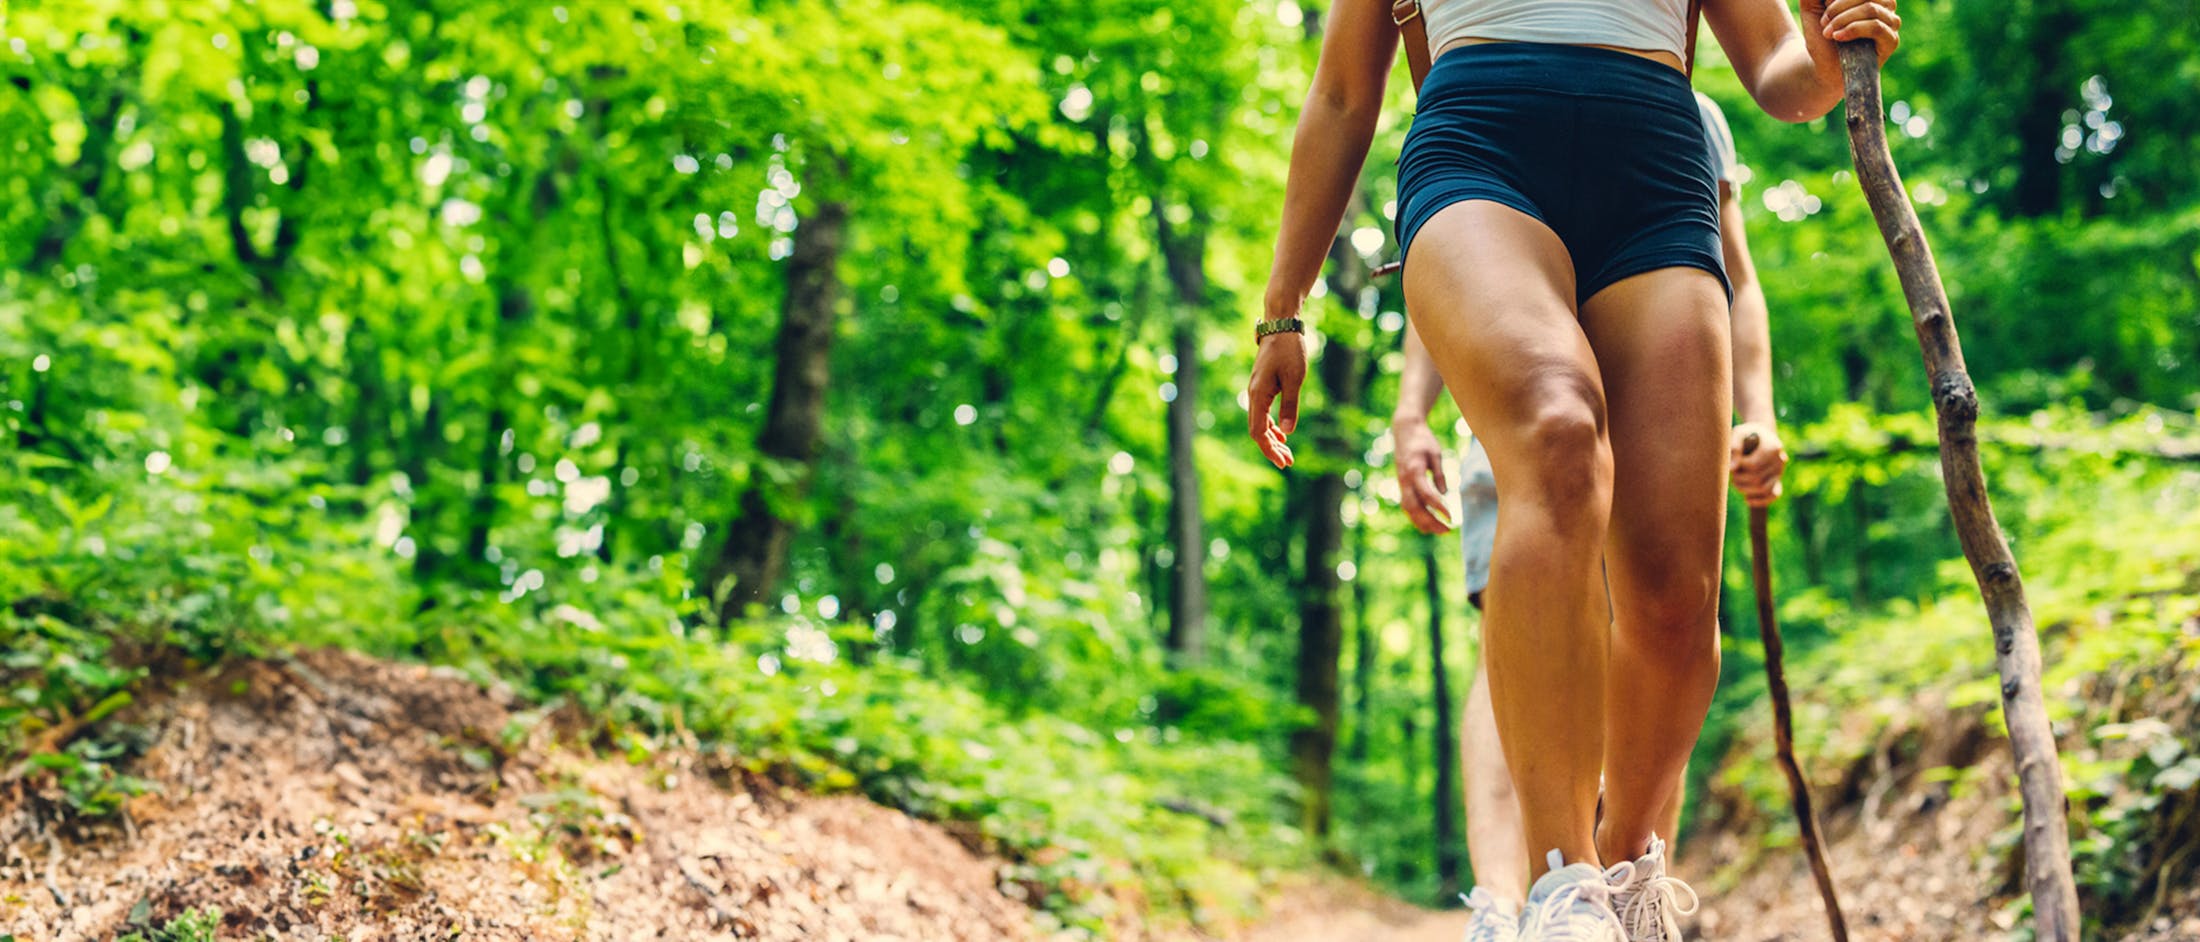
[1395,42,1730,305]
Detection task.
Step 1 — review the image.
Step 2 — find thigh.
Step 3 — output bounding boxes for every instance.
[1403,200,1598,480]
[1580,267,1731,604]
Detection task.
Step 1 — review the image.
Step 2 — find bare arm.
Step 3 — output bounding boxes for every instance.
[1395,321,1446,424]
[1721,189,1790,506]
[1390,322,1453,532]
[1248,0,1399,469]
[1706,0,1901,123]
[1262,0,1399,319]
[1723,193,1773,427]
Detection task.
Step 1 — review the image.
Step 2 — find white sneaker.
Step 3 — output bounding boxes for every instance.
[1460,886,1522,942]
[1606,835,1699,942]
[1518,850,1626,942]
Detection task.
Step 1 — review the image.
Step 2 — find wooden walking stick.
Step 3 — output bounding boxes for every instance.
[1835,41,2082,939]
[1741,433,1850,942]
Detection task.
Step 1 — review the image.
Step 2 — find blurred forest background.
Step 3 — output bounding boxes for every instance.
[3,0,2199,938]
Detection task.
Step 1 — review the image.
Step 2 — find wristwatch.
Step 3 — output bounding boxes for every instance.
[1255,316,1305,341]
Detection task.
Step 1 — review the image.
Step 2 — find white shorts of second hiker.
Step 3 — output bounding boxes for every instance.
[1519,849,1626,941]
[1605,836,1699,942]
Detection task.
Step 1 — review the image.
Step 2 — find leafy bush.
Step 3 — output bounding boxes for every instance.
[26,736,156,821]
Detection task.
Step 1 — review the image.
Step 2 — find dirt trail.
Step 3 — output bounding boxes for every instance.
[1230,881,1464,942]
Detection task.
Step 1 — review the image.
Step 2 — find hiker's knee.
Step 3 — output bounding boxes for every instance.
[1511,380,1612,534]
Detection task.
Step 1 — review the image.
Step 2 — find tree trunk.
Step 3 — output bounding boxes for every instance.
[1849,480,1872,606]
[1159,211,1210,663]
[1348,520,1374,762]
[464,286,532,572]
[2010,9,2076,218]
[1839,41,2080,940]
[28,87,124,272]
[1291,233,1371,844]
[407,392,447,588]
[344,318,381,489]
[596,168,650,563]
[1291,352,1354,843]
[1842,342,1874,605]
[1398,655,1421,805]
[1424,536,1464,902]
[1794,490,1824,586]
[706,194,850,623]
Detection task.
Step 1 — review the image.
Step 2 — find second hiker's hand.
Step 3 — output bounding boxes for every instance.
[1392,416,1454,534]
[1731,422,1790,508]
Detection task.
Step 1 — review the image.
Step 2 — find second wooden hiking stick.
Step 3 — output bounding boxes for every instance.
[1742,433,1849,942]
[1836,40,2082,940]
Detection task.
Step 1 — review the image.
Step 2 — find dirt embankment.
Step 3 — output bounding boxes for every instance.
[7,641,2194,942]
[1687,646,2200,942]
[0,651,1038,941]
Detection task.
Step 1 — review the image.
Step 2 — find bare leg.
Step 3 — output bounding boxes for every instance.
[1462,659,1529,903]
[1405,200,1609,877]
[1578,268,1732,865]
[1658,774,1685,858]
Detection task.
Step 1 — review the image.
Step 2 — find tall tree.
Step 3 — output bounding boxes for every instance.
[1424,535,1464,901]
[1348,517,1375,762]
[706,187,851,620]
[1159,207,1211,663]
[1291,215,1373,841]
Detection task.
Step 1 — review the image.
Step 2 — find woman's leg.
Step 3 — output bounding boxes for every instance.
[1577,268,1733,865]
[1658,774,1686,856]
[1462,659,1529,901]
[1405,200,1610,876]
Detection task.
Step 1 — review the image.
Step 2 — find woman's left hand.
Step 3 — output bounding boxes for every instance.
[1801,0,1900,71]
[1247,330,1307,470]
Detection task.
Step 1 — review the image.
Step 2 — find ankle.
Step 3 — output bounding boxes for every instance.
[1594,822,1648,866]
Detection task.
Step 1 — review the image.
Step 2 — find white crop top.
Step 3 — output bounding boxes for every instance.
[1420,0,1691,60]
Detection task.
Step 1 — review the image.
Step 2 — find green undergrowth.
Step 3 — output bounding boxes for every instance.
[0,450,1303,936]
[114,905,223,942]
[394,607,1304,933]
[1701,423,2200,936]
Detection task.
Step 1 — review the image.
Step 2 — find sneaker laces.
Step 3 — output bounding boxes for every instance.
[1460,886,1519,942]
[1521,851,1626,942]
[1608,846,1699,942]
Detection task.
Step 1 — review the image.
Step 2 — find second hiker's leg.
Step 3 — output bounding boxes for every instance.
[1658,773,1686,855]
[1463,659,1530,901]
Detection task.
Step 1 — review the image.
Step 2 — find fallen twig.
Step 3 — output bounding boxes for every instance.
[1155,797,1233,829]
[677,856,738,929]
[44,834,68,907]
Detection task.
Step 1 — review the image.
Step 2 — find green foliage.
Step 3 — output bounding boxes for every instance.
[28,735,157,820]
[363,571,1306,930]
[4,0,2199,929]
[116,905,224,942]
[1703,415,2200,935]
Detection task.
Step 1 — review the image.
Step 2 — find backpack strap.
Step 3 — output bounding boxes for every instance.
[1395,0,1703,92]
[1392,0,1432,93]
[1684,0,1702,79]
